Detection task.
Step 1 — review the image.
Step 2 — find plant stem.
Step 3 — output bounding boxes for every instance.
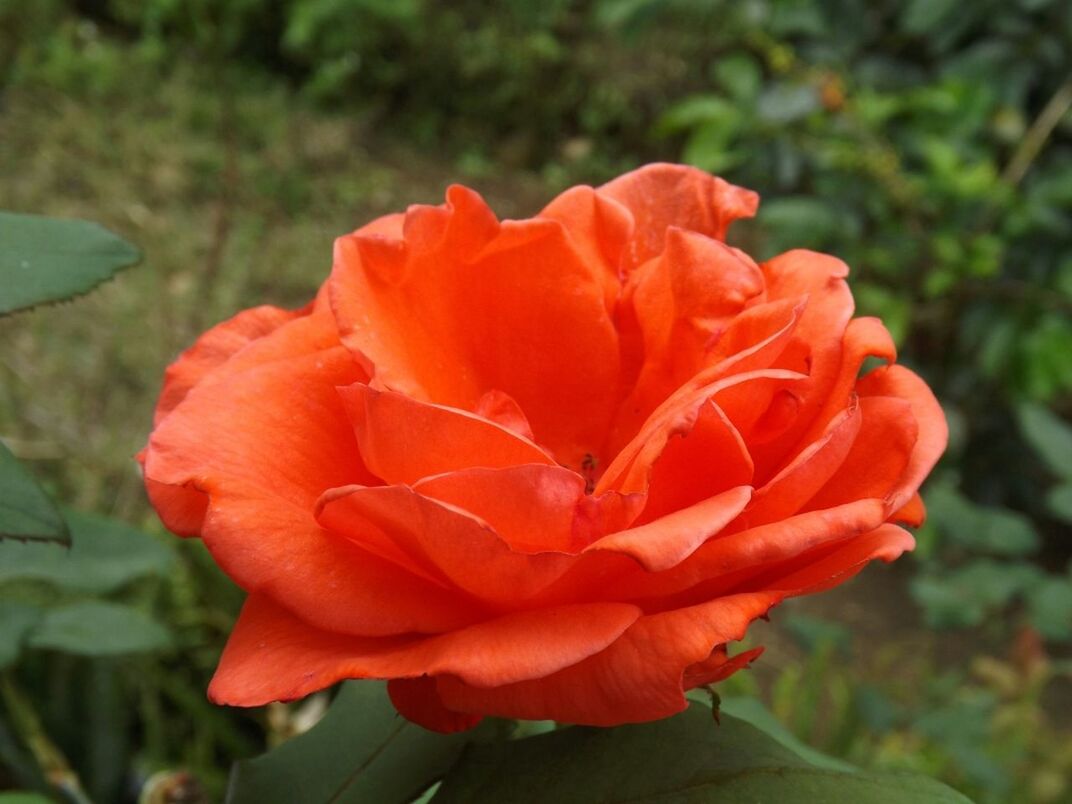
[1001,77,1072,187]
[0,671,91,804]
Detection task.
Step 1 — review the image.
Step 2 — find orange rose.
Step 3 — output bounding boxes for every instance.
[141,164,946,733]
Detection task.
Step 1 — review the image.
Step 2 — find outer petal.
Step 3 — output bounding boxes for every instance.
[152,305,304,427]
[565,498,889,608]
[747,250,856,482]
[143,476,208,538]
[746,523,916,596]
[857,364,948,511]
[388,677,483,734]
[797,316,897,447]
[597,163,759,271]
[435,592,780,726]
[144,316,481,636]
[338,384,554,486]
[209,593,641,706]
[805,396,918,513]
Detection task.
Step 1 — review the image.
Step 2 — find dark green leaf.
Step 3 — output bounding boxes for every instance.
[901,0,960,35]
[227,681,495,804]
[656,95,741,135]
[0,211,140,316]
[0,442,68,545]
[1046,483,1072,523]
[0,509,171,593]
[718,696,856,772]
[911,560,1040,629]
[758,197,841,251]
[433,704,972,803]
[1017,404,1072,480]
[27,602,170,656]
[713,53,762,102]
[0,602,43,668]
[1026,577,1072,641]
[924,484,1039,557]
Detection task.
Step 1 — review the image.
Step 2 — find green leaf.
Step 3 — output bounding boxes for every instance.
[27,601,170,656]
[758,197,841,250]
[227,682,496,804]
[911,560,1041,629]
[0,602,43,668]
[901,0,960,35]
[718,696,857,773]
[0,509,171,593]
[433,703,971,803]
[0,794,56,804]
[0,442,68,545]
[0,211,140,316]
[1017,403,1072,480]
[656,95,741,135]
[924,483,1039,557]
[713,53,762,102]
[1026,577,1072,641]
[1046,483,1072,523]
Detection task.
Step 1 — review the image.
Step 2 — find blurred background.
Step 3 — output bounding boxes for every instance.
[0,0,1070,801]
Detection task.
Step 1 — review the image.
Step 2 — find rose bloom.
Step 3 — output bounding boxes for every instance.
[141,164,946,733]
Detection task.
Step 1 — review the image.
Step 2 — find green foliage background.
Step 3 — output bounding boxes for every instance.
[0,0,1069,802]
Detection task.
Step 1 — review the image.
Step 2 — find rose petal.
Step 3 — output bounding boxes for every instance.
[144,319,482,636]
[857,364,948,511]
[747,249,856,482]
[597,163,759,270]
[748,523,915,595]
[805,396,918,513]
[316,484,578,607]
[204,478,481,635]
[599,369,806,498]
[745,402,862,526]
[209,593,641,706]
[580,498,888,608]
[330,184,621,466]
[435,592,780,726]
[796,315,897,447]
[623,229,765,416]
[413,465,589,553]
[338,383,554,486]
[583,485,753,572]
[538,184,633,308]
[683,645,765,689]
[473,389,535,441]
[153,305,305,426]
[142,476,208,538]
[388,677,483,734]
[639,400,753,523]
[891,493,926,526]
[606,296,802,458]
